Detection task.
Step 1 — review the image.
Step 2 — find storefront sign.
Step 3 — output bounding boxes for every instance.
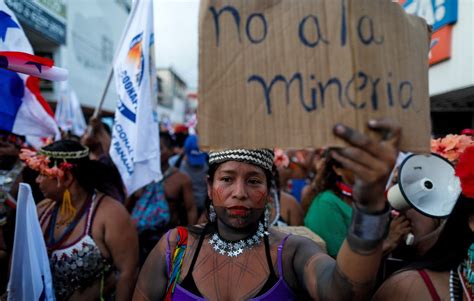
[429,25,453,65]
[5,0,66,45]
[399,0,457,66]
[400,0,458,31]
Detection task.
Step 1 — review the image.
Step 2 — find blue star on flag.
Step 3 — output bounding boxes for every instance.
[25,61,44,73]
[0,10,19,42]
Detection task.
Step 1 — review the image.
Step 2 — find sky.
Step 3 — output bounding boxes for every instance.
[153,0,199,90]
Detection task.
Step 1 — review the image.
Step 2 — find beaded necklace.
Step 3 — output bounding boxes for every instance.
[208,222,268,257]
[450,269,461,301]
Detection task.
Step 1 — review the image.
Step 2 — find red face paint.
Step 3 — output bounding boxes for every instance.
[212,187,225,205]
[211,161,268,209]
[252,191,267,208]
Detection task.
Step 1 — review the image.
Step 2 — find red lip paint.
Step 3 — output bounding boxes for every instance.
[227,206,250,217]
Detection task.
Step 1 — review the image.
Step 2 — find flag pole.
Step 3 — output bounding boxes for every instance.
[92,68,113,118]
[92,0,141,118]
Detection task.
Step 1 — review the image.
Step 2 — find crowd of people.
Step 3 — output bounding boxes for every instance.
[0,118,474,301]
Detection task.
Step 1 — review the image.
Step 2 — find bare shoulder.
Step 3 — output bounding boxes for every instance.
[373,270,430,301]
[281,191,303,213]
[270,228,325,255]
[175,170,192,184]
[94,194,131,223]
[98,194,128,212]
[281,191,298,205]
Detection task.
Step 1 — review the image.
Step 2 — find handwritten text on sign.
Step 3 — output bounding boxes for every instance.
[198,0,431,152]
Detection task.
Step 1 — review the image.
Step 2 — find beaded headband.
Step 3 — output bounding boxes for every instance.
[37,147,89,160]
[19,147,89,178]
[209,149,274,173]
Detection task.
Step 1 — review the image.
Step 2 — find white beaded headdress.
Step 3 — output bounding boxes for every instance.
[208,149,274,173]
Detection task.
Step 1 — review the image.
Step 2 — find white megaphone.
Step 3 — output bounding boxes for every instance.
[387,153,462,245]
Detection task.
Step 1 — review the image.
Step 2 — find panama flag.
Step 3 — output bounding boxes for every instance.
[0,0,59,139]
[8,183,55,301]
[110,0,161,195]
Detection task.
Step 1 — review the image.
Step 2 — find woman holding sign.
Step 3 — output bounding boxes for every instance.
[133,119,400,300]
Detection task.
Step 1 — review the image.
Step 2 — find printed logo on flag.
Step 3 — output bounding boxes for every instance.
[111,0,162,196]
[127,32,145,87]
[116,32,146,124]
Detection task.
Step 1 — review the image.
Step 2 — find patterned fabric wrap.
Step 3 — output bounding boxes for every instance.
[131,180,170,234]
[208,149,274,173]
[165,227,188,301]
[50,237,112,301]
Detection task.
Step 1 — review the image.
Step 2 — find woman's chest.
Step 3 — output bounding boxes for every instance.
[181,244,279,300]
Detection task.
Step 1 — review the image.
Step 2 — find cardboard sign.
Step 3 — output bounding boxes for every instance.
[198,0,431,152]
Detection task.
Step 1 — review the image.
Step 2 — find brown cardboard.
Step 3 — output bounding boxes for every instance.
[198,0,431,152]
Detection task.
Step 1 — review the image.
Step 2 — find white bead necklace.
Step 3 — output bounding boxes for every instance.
[208,222,268,257]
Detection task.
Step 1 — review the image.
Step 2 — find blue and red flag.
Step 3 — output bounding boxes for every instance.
[0,0,60,139]
[0,51,68,81]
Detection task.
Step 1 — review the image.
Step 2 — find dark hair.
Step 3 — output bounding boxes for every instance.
[405,195,474,272]
[315,149,343,195]
[101,121,112,136]
[173,132,189,149]
[42,140,121,196]
[159,131,174,150]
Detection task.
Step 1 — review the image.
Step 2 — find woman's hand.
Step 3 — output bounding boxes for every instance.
[331,118,401,212]
[383,214,412,255]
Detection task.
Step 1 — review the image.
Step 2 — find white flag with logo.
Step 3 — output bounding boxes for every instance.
[110,0,161,195]
[7,183,55,301]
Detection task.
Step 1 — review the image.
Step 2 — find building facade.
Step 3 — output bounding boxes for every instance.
[401,0,474,135]
[5,0,130,115]
[156,67,189,124]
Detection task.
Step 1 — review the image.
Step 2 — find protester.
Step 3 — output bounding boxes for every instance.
[20,140,138,301]
[81,117,126,203]
[378,134,474,279]
[269,166,304,227]
[303,150,355,257]
[159,132,197,227]
[373,146,474,300]
[300,148,326,214]
[271,190,304,227]
[133,119,400,301]
[276,149,315,201]
[171,124,189,161]
[0,130,26,294]
[175,135,209,215]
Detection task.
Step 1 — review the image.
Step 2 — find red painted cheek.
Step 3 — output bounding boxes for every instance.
[252,191,267,207]
[212,186,226,205]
